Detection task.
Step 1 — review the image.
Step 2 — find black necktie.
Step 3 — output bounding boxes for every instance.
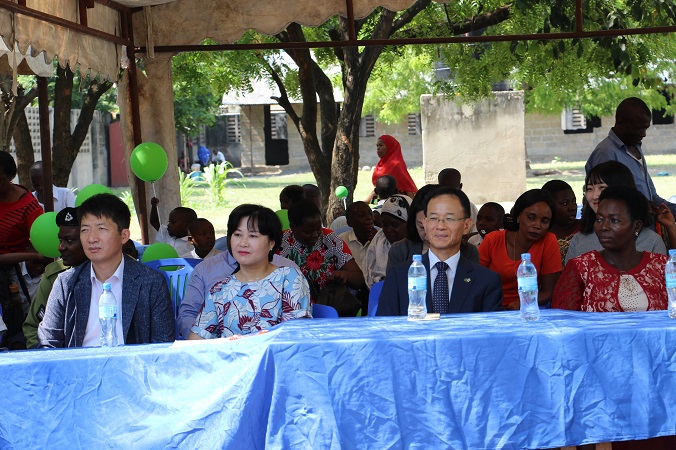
[433,261,449,314]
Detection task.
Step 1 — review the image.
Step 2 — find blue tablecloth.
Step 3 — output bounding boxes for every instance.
[2,310,676,449]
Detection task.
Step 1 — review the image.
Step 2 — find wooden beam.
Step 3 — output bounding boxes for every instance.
[124,10,149,244]
[37,77,54,213]
[139,24,676,54]
[0,0,132,46]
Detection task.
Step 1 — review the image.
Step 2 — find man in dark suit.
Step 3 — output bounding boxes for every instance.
[38,194,174,348]
[377,187,502,316]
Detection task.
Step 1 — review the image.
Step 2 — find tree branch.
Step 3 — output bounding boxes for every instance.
[392,4,513,39]
[71,79,113,150]
[390,0,432,36]
[266,62,300,128]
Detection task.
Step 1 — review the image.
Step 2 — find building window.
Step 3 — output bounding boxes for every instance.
[271,112,288,140]
[561,108,599,134]
[225,114,241,143]
[359,114,376,137]
[407,113,421,136]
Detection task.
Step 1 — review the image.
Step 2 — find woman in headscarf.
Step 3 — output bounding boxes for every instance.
[367,135,418,202]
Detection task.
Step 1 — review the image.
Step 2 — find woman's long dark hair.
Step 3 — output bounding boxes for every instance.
[580,161,640,234]
[504,189,556,232]
[406,184,439,242]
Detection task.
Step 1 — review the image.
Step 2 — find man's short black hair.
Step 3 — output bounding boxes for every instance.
[280,185,306,206]
[616,97,651,122]
[345,201,370,223]
[187,217,213,235]
[302,184,321,201]
[0,151,17,179]
[288,199,321,227]
[78,193,131,232]
[423,186,471,219]
[171,206,198,223]
[227,204,282,262]
[479,202,505,220]
[437,168,462,189]
[542,179,574,196]
[375,175,398,199]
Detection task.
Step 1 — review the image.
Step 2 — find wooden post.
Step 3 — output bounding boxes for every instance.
[37,76,53,213]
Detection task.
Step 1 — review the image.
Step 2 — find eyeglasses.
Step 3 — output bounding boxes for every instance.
[426,216,469,226]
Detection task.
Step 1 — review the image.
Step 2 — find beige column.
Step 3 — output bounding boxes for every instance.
[421,91,527,205]
[119,53,180,242]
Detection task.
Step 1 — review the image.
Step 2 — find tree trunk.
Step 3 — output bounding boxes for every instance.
[0,76,38,183]
[12,110,34,187]
[52,65,113,186]
[270,2,510,223]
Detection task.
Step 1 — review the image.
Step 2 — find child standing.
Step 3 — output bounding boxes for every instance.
[150,197,197,258]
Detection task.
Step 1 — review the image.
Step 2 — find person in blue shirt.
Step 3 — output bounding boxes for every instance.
[586,97,676,216]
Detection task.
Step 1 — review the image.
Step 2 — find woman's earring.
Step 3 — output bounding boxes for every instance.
[635,230,639,237]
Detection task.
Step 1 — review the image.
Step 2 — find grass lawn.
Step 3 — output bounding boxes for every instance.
[527,154,676,203]
[124,156,676,241]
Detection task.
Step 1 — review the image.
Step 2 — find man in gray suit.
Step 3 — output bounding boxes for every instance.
[38,194,174,348]
[377,187,503,316]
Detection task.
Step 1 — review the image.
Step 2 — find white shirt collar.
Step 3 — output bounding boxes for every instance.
[428,249,461,273]
[90,255,125,285]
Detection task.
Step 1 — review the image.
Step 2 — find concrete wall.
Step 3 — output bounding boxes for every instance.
[237,104,423,172]
[10,107,109,188]
[421,91,527,204]
[525,113,676,162]
[222,99,676,181]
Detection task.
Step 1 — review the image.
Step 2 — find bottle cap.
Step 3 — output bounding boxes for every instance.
[521,253,531,261]
[102,282,112,291]
[412,254,422,262]
[670,249,676,257]
[9,284,19,294]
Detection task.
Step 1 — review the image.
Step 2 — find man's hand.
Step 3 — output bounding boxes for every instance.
[329,270,350,284]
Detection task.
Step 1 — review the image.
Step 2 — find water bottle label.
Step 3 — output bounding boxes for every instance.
[99,305,117,319]
[408,277,426,291]
[667,273,676,288]
[517,277,538,291]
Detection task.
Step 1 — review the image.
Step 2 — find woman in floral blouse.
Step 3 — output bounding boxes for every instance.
[278,199,365,303]
[552,186,668,312]
[189,204,311,339]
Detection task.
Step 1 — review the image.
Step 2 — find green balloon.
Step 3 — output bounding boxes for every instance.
[30,212,60,258]
[75,184,113,207]
[141,242,179,263]
[131,142,168,182]
[335,185,348,199]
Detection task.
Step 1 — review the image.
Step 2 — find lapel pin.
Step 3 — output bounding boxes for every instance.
[464,278,471,283]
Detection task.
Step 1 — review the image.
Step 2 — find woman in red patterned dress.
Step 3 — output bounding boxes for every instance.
[552,186,668,312]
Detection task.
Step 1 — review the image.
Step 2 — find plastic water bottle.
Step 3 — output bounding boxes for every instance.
[517,253,540,321]
[666,249,676,318]
[99,282,119,347]
[408,254,427,320]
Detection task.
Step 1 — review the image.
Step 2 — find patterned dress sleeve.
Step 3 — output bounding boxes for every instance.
[191,290,220,339]
[281,267,312,320]
[551,258,585,310]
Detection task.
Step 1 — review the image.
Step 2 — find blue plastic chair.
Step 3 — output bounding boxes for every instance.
[144,258,202,337]
[368,281,384,317]
[312,304,339,318]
